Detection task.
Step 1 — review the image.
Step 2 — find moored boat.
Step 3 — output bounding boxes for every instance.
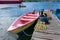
[0,0,23,4]
[7,11,39,34]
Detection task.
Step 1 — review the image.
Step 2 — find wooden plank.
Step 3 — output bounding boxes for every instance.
[31,11,60,40]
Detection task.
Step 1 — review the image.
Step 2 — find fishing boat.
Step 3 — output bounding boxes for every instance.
[7,11,39,34]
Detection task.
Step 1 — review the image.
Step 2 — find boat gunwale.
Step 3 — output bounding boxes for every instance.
[7,12,39,31]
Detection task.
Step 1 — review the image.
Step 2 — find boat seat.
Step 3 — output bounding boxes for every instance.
[17,24,24,27]
[24,13,37,16]
[23,16,37,18]
[20,18,34,21]
[22,16,37,19]
[23,17,35,19]
[20,19,30,24]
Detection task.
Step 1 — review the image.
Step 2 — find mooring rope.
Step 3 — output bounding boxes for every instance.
[23,31,32,36]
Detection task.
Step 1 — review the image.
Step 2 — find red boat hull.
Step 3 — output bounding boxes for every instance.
[0,0,23,4]
[7,12,39,34]
[0,1,22,4]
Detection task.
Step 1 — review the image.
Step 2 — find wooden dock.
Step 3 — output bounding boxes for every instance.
[31,13,60,40]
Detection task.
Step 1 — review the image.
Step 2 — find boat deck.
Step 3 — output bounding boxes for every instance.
[31,13,60,40]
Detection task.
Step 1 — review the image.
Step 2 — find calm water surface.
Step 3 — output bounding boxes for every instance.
[0,2,60,19]
[0,2,60,40]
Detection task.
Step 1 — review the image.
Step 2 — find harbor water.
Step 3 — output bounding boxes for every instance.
[0,2,60,40]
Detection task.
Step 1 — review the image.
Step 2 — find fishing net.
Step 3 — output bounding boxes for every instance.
[35,21,47,32]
